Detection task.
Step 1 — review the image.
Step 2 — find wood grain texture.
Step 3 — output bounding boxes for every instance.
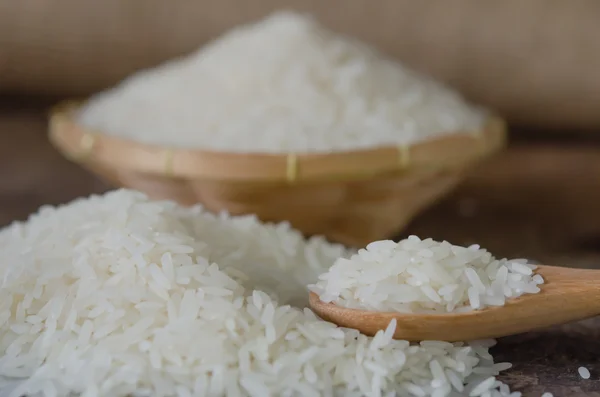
[1,101,600,395]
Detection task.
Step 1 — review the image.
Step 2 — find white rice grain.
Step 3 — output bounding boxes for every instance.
[578,366,591,379]
[469,376,497,396]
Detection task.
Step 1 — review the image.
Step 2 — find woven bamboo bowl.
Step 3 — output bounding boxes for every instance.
[49,101,506,247]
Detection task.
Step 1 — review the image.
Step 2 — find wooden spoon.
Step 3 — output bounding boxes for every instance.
[309,265,600,342]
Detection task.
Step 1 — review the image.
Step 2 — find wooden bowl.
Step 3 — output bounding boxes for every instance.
[48,101,506,247]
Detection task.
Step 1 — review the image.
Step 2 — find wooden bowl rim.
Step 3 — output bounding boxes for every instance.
[49,101,506,183]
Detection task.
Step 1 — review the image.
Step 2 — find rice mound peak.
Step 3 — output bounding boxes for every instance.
[77,11,486,153]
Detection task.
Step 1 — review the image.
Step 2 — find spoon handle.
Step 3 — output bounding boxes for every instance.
[490,265,600,337]
[538,264,600,290]
[536,264,600,304]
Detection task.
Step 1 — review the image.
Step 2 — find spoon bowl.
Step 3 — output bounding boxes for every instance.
[309,265,600,342]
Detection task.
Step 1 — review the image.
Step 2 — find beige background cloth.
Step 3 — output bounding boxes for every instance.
[1,0,599,129]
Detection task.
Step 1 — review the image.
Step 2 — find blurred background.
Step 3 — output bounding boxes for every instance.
[1,0,599,267]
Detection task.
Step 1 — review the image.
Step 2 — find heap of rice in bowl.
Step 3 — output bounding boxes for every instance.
[0,190,521,397]
[77,11,487,153]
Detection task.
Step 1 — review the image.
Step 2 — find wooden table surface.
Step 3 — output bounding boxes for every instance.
[1,102,599,396]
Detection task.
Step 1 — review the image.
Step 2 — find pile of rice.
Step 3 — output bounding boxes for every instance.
[0,190,525,397]
[310,237,544,313]
[77,11,487,153]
